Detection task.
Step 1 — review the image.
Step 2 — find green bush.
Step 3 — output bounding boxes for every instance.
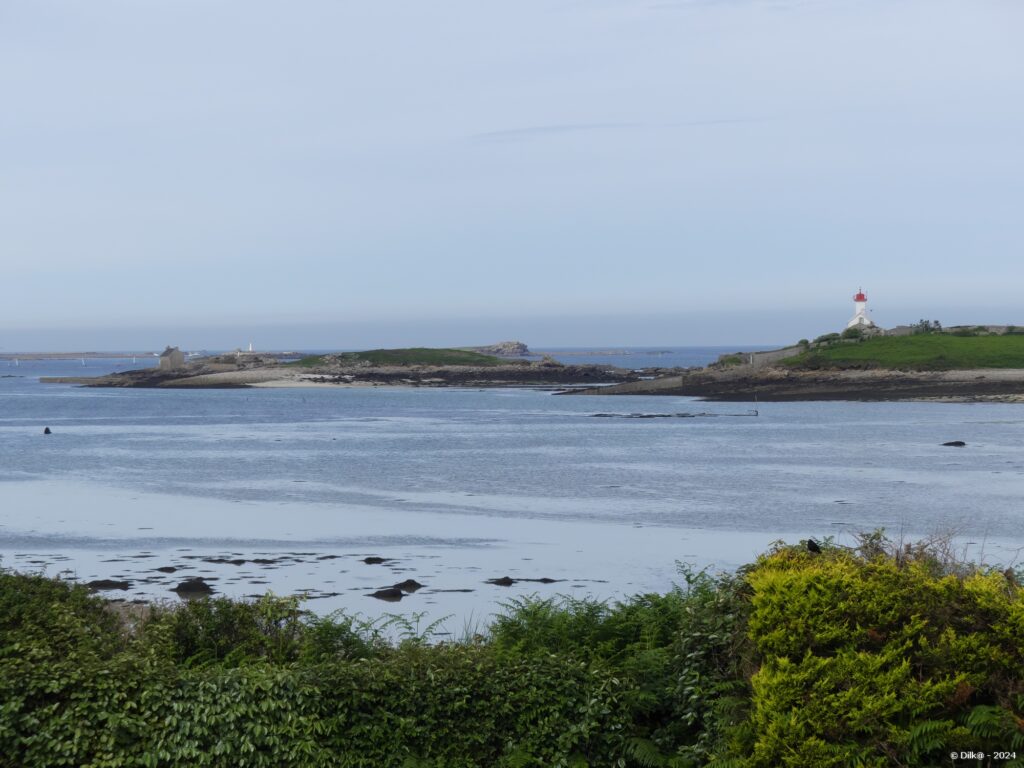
[716,355,745,367]
[3,540,1022,767]
[716,541,1024,767]
[0,573,636,766]
[489,569,753,765]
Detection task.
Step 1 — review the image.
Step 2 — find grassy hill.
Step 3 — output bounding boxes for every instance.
[784,333,1024,370]
[293,347,507,368]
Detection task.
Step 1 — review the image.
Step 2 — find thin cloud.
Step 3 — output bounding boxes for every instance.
[471,117,767,143]
[471,122,639,142]
[666,116,771,128]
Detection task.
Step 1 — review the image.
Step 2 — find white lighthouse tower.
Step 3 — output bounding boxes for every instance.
[846,288,875,330]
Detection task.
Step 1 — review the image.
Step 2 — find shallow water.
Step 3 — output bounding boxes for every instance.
[2,356,1023,627]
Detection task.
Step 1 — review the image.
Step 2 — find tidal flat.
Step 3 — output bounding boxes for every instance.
[3,358,1024,628]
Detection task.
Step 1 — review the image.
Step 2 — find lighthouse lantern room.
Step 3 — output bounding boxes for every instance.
[847,288,875,330]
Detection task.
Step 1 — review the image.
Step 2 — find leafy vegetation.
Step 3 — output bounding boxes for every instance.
[911,319,944,335]
[292,348,507,368]
[715,354,746,367]
[2,535,1022,767]
[717,536,1024,767]
[812,333,842,346]
[783,333,1024,370]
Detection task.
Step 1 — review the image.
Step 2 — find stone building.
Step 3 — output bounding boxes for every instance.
[158,346,185,371]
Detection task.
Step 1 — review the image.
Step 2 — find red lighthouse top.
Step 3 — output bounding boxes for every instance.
[853,289,867,302]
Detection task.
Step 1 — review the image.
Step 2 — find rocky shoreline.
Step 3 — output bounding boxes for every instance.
[567,367,1024,402]
[40,354,654,390]
[38,350,1024,402]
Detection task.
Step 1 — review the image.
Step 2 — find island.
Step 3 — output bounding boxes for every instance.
[568,327,1024,402]
[41,345,649,390]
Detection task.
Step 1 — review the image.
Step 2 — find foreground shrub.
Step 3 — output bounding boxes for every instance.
[3,535,1023,767]
[717,540,1024,767]
[489,569,753,765]
[0,573,637,766]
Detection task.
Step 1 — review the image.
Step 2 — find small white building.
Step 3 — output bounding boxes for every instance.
[846,288,876,330]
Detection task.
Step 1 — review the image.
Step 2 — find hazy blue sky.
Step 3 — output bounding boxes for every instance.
[2,0,1022,350]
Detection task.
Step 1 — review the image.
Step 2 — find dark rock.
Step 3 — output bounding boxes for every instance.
[43,427,52,435]
[807,539,822,554]
[86,579,131,591]
[363,556,388,565]
[393,579,424,593]
[155,566,178,573]
[369,587,404,602]
[171,577,214,594]
[486,576,516,587]
[942,441,967,447]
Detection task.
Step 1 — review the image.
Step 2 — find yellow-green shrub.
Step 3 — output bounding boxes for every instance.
[722,546,1024,767]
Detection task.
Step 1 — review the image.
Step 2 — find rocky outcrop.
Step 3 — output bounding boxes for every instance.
[567,368,1024,403]
[171,577,214,595]
[468,341,531,357]
[393,579,424,593]
[44,352,646,390]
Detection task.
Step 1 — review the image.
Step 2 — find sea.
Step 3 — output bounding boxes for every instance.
[2,348,1023,630]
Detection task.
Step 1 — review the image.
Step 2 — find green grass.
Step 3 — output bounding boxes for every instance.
[292,347,506,368]
[783,334,1024,370]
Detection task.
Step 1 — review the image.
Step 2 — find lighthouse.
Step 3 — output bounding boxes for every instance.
[846,288,875,330]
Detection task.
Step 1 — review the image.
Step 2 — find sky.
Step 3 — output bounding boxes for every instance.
[2,0,1023,350]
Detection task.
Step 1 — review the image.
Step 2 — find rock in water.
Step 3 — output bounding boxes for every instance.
[43,427,51,435]
[86,579,131,591]
[393,579,424,593]
[171,577,214,595]
[362,556,388,565]
[942,441,967,447]
[369,587,404,602]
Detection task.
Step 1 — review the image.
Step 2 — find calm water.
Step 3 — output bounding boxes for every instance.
[2,354,1023,622]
